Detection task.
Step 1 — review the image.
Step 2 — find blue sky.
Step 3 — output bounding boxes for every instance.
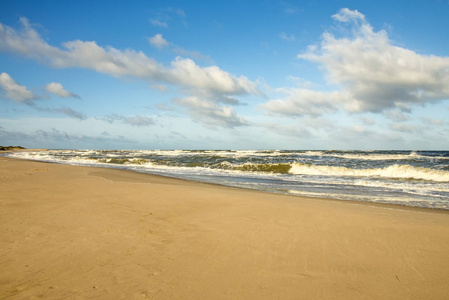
[1,0,448,150]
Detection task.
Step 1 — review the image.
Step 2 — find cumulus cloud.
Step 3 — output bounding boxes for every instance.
[264,88,343,117]
[102,113,155,126]
[0,72,84,119]
[0,17,260,128]
[265,8,449,117]
[174,96,247,128]
[148,33,169,49]
[0,72,37,104]
[168,57,259,95]
[45,82,80,99]
[149,32,214,63]
[331,8,365,23]
[0,18,258,96]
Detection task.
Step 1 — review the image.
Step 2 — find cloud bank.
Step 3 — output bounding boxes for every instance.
[0,126,135,148]
[264,8,449,117]
[0,17,260,127]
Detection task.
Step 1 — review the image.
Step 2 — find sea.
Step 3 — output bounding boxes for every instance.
[5,149,449,210]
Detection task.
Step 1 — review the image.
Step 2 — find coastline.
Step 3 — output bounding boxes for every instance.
[2,156,449,299]
[6,148,449,210]
[4,150,449,214]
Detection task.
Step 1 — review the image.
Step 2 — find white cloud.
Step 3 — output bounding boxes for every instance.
[51,107,86,120]
[265,8,449,117]
[150,19,168,28]
[301,8,449,112]
[174,96,247,128]
[0,72,37,104]
[263,88,344,117]
[149,7,186,29]
[331,8,365,23]
[0,18,63,65]
[102,114,155,126]
[0,19,256,95]
[168,57,259,95]
[149,31,214,63]
[151,83,168,92]
[45,82,80,98]
[172,46,214,64]
[148,33,169,49]
[0,18,260,128]
[0,73,85,118]
[34,106,86,120]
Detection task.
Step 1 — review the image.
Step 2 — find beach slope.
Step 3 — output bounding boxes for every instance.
[1,156,449,299]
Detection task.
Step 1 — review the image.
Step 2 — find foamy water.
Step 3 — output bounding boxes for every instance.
[5,149,449,209]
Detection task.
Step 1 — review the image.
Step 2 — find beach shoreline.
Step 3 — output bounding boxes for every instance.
[4,151,449,214]
[2,156,449,299]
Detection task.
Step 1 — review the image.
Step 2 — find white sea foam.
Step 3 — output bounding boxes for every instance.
[5,149,449,209]
[289,163,449,182]
[320,152,432,161]
[290,150,449,161]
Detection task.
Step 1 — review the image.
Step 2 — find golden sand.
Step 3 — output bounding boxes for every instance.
[1,156,449,299]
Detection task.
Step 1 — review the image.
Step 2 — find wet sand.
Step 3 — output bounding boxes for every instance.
[1,156,449,299]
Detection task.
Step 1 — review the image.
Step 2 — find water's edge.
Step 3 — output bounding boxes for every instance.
[3,151,449,214]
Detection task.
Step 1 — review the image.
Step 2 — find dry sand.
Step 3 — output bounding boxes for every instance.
[1,156,449,299]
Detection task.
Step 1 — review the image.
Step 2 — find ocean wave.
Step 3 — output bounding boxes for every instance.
[289,163,449,182]
[316,151,449,161]
[5,150,449,209]
[225,162,291,174]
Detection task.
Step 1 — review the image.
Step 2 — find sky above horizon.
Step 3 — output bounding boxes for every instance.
[1,0,449,150]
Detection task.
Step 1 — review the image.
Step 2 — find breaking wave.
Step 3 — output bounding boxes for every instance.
[4,149,449,209]
[290,163,449,182]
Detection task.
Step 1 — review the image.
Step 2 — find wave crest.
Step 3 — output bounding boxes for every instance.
[289,163,449,182]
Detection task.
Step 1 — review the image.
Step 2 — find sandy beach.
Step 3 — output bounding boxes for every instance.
[1,156,449,299]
